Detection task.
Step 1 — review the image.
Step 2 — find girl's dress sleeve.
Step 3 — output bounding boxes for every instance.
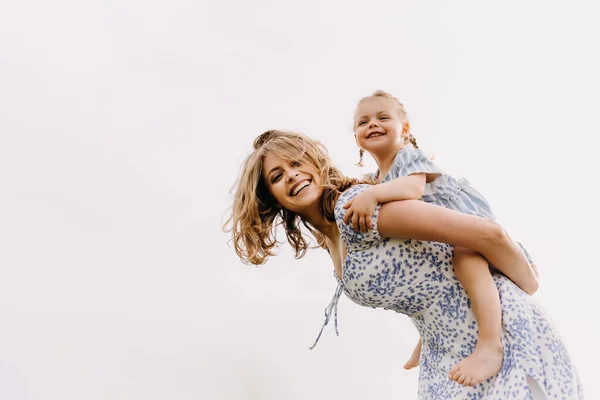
[393,147,443,181]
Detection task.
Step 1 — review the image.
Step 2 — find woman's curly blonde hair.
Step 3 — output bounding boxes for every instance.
[224,130,357,265]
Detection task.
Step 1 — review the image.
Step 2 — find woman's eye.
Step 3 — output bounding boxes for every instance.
[291,160,301,167]
[271,174,282,183]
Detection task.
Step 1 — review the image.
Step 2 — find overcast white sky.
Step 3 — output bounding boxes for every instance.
[1,0,599,399]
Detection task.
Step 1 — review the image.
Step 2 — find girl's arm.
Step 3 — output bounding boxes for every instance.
[376,199,539,295]
[368,173,426,202]
[344,146,441,232]
[343,173,426,232]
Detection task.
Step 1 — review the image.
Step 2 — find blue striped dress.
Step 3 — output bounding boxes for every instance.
[371,145,495,219]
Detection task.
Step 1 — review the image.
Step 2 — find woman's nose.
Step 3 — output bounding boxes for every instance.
[287,171,299,182]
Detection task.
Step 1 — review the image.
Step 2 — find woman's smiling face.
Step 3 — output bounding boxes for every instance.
[261,153,322,216]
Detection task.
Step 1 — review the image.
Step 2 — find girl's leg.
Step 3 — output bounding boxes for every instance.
[376,200,538,295]
[448,247,503,386]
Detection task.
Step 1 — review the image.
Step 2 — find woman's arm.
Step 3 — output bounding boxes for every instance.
[377,200,539,295]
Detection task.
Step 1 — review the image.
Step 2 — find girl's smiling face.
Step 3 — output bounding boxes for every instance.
[354,97,408,154]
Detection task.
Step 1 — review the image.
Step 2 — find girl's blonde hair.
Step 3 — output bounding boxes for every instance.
[224,130,357,265]
[355,90,419,149]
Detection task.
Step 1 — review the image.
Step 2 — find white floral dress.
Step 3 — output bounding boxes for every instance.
[312,184,583,399]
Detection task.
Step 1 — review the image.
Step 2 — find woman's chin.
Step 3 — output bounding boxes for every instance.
[287,189,322,212]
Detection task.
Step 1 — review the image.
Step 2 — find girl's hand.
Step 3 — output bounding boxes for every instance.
[343,190,378,232]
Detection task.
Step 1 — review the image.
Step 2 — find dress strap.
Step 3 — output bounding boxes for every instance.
[308,279,344,350]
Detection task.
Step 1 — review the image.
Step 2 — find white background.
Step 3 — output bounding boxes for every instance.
[1,1,599,399]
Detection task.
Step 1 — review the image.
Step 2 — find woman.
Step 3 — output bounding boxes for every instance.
[225,130,582,399]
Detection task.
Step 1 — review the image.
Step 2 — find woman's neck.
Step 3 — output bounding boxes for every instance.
[302,210,341,253]
[302,196,344,279]
[306,216,339,242]
[322,224,345,280]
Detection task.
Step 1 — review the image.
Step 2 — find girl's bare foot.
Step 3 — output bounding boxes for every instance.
[448,340,503,386]
[403,339,422,370]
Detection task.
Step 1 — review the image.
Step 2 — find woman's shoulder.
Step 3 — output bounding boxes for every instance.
[334,184,383,251]
[336,184,371,206]
[334,184,371,226]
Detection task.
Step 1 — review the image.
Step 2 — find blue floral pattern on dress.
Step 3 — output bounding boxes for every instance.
[334,184,583,399]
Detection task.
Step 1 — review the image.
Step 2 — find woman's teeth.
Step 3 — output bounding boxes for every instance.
[291,181,310,196]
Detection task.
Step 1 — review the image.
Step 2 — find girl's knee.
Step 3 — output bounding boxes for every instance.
[454,246,479,261]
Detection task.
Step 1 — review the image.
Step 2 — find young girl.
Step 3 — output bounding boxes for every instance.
[345,90,538,386]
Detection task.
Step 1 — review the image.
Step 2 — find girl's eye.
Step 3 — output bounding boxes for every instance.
[358,121,367,126]
[380,116,389,120]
